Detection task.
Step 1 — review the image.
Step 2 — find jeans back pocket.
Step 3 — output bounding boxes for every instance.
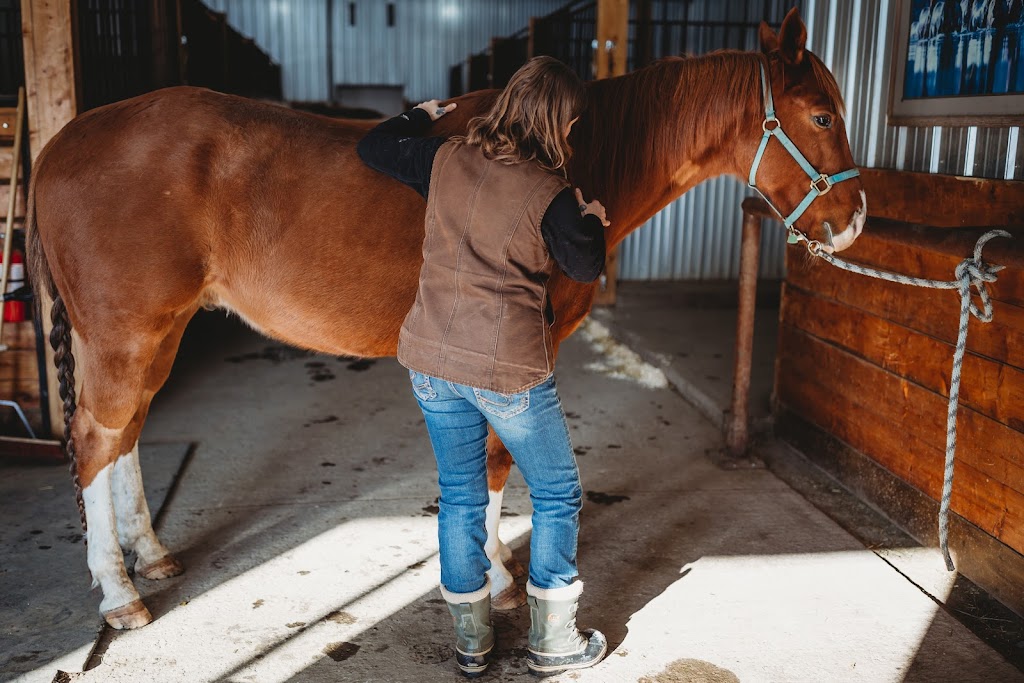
[473,387,530,419]
[410,371,438,401]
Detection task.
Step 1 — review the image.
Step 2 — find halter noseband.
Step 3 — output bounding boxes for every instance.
[747,61,860,246]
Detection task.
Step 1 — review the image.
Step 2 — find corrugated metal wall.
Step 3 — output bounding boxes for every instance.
[621,0,1023,280]
[205,0,565,103]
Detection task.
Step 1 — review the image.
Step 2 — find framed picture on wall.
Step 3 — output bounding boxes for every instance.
[888,0,1024,126]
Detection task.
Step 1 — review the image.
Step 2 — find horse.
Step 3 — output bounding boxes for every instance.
[27,8,865,630]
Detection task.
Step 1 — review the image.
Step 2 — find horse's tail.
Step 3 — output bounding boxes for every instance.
[26,180,86,538]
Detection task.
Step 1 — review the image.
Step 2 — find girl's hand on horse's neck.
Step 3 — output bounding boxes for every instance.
[416,99,458,121]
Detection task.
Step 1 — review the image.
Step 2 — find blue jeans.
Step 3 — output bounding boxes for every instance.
[410,371,583,594]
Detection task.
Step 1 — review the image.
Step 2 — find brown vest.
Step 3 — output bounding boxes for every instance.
[397,140,569,393]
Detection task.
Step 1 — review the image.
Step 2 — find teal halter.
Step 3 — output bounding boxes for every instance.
[747,61,860,245]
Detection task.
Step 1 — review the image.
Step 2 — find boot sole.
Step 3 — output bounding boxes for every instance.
[527,630,608,677]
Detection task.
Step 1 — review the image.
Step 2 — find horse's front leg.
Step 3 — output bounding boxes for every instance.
[485,430,527,610]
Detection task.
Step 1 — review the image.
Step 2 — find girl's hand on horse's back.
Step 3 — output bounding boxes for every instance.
[575,188,610,227]
[416,99,457,121]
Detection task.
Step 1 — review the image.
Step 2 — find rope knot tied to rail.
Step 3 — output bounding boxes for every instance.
[808,229,1012,572]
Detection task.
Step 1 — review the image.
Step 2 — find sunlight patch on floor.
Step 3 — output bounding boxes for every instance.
[80,514,533,683]
[576,547,957,683]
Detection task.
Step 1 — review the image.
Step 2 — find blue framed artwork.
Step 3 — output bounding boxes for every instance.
[889,0,1024,126]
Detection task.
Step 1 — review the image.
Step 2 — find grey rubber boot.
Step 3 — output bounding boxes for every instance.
[526,581,607,677]
[441,580,495,678]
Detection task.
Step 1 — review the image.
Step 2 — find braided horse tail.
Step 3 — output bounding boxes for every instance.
[26,181,86,539]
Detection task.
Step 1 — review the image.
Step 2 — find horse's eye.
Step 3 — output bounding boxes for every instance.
[813,114,833,129]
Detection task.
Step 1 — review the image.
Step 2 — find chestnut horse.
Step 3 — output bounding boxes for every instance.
[28,10,864,629]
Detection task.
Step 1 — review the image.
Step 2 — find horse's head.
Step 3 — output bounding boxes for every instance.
[745,9,865,253]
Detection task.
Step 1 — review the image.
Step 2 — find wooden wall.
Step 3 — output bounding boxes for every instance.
[775,169,1024,609]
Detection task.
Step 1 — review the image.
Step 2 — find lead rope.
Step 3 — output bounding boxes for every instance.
[797,229,1011,571]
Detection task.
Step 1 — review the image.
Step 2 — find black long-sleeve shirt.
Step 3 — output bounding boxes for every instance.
[357,108,606,282]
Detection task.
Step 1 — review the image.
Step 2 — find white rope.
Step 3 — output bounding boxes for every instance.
[809,230,1011,571]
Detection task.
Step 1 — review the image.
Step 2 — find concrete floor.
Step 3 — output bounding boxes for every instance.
[1,283,1022,683]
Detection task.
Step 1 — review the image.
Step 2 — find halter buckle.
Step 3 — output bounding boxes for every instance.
[762,117,781,133]
[811,174,833,195]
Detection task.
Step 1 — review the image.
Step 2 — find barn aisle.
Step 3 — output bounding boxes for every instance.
[1,296,1017,683]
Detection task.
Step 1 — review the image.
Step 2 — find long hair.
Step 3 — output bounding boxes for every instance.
[462,56,586,173]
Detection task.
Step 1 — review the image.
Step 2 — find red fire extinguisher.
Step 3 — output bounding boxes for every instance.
[3,250,25,323]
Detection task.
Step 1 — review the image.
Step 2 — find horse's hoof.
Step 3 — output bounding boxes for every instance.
[103,599,153,630]
[504,556,526,579]
[136,554,185,580]
[491,583,526,610]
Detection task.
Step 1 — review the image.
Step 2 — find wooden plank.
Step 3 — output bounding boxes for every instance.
[776,326,1024,554]
[776,323,1024,492]
[21,0,79,161]
[0,109,16,140]
[0,147,14,176]
[842,223,1024,306]
[20,0,78,439]
[860,168,1024,228]
[0,435,63,462]
[0,320,36,350]
[0,183,26,219]
[782,284,1024,430]
[786,247,1024,370]
[0,378,40,404]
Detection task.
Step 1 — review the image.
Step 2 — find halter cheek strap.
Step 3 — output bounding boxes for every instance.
[747,62,860,241]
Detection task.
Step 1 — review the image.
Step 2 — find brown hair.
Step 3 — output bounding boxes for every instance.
[461,56,587,173]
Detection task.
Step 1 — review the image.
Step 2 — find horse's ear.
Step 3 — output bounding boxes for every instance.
[759,21,779,54]
[778,8,807,65]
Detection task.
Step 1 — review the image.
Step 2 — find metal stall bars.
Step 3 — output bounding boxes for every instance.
[532,1,598,81]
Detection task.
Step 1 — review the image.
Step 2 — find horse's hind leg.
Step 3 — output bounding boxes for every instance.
[485,432,527,610]
[112,441,182,579]
[110,311,194,581]
[74,313,190,629]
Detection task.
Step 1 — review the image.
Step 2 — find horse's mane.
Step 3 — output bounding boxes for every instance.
[570,49,846,206]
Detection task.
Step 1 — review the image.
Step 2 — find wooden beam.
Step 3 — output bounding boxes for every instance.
[860,169,1024,227]
[21,0,79,439]
[20,0,78,162]
[594,0,628,80]
[593,0,628,306]
[0,435,63,462]
[0,183,26,218]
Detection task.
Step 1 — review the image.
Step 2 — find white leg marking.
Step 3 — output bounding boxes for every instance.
[111,443,172,567]
[484,489,515,598]
[83,462,142,613]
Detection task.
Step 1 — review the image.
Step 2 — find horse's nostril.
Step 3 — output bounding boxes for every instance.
[823,222,836,249]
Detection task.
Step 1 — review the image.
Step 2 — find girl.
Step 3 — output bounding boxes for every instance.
[358,56,608,678]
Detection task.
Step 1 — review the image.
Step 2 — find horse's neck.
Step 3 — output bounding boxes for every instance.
[580,55,760,249]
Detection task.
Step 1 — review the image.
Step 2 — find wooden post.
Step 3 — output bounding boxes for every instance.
[527,17,536,59]
[593,0,628,306]
[726,207,762,456]
[21,0,79,439]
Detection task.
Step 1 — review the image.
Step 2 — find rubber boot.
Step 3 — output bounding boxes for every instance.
[526,581,607,677]
[441,580,495,678]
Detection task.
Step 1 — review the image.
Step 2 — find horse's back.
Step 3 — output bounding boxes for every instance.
[33,89,366,323]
